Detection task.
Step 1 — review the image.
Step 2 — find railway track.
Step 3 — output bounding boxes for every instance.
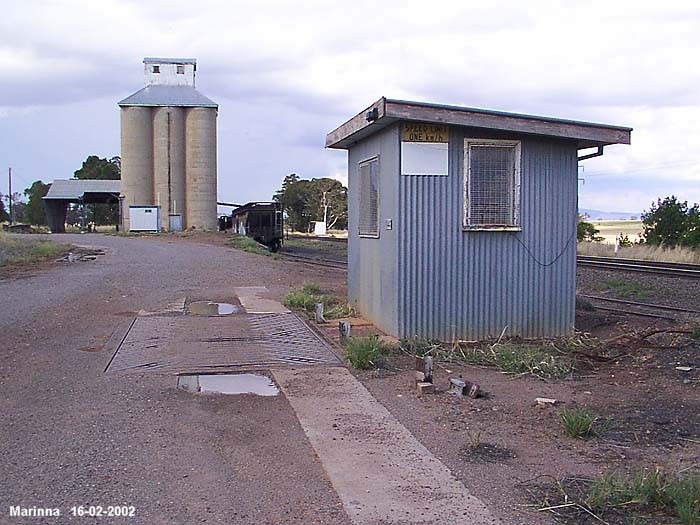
[278,243,700,320]
[579,294,700,321]
[287,236,700,279]
[279,252,348,270]
[577,255,700,278]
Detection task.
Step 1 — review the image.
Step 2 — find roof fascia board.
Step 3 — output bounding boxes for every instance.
[385,100,631,146]
[326,98,631,149]
[325,97,386,148]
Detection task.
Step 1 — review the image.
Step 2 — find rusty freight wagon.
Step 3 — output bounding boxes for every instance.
[231,201,284,251]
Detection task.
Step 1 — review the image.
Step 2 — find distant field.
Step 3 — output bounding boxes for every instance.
[591,220,643,244]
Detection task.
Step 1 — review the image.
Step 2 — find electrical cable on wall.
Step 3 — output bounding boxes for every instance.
[509,229,577,267]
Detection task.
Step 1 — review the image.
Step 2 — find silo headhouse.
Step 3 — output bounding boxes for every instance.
[118,57,218,232]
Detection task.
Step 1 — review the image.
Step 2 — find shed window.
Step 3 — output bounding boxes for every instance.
[152,65,160,74]
[464,140,521,229]
[358,157,379,237]
[177,65,185,74]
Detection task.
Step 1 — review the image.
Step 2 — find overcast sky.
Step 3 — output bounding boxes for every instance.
[1,0,699,215]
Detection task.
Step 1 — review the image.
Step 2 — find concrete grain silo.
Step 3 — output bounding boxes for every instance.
[120,106,154,228]
[118,58,218,231]
[153,106,186,230]
[185,107,218,230]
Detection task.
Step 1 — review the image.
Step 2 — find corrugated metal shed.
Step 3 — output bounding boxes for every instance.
[118,85,217,108]
[331,98,632,341]
[44,179,121,200]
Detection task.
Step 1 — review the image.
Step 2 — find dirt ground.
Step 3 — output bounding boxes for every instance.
[0,233,350,525]
[3,230,698,524]
[252,233,700,524]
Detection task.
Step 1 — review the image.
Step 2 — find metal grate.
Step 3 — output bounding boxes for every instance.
[467,144,517,227]
[105,312,342,374]
[359,157,379,237]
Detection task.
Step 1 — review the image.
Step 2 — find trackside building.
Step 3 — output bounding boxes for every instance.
[326,98,631,340]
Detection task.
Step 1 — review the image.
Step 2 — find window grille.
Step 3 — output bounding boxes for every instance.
[359,157,379,237]
[464,141,520,229]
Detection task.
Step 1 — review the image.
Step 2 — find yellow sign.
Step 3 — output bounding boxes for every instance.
[402,123,449,142]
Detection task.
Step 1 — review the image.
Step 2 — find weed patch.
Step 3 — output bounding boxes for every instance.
[599,278,652,299]
[529,470,700,524]
[345,335,387,369]
[560,407,607,439]
[229,235,272,256]
[665,476,700,524]
[586,470,700,524]
[282,283,353,319]
[399,338,442,357]
[461,342,577,379]
[0,234,71,268]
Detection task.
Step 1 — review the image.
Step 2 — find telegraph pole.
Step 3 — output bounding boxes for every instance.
[8,167,13,224]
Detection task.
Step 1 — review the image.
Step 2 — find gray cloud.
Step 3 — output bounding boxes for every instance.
[1,0,700,211]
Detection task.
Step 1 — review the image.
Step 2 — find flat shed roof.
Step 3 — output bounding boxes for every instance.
[326,97,632,150]
[143,57,197,65]
[44,179,121,202]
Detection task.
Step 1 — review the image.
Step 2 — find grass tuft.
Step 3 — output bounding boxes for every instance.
[599,278,653,300]
[0,233,71,267]
[345,335,387,369]
[229,234,272,256]
[560,407,605,439]
[282,283,354,320]
[399,338,443,357]
[462,342,577,379]
[666,476,700,524]
[583,470,700,524]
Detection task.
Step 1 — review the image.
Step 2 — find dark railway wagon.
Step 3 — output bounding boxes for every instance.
[232,201,284,251]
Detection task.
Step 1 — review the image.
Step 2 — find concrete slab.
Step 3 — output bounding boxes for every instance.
[234,286,290,314]
[273,367,501,525]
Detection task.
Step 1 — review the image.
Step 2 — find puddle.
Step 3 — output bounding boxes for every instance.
[177,374,280,396]
[187,301,239,316]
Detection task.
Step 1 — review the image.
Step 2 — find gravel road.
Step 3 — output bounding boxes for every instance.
[0,234,350,524]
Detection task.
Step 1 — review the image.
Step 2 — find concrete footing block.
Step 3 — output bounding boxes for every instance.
[417,382,435,396]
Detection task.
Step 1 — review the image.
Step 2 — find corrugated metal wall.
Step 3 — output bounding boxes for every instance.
[397,127,578,340]
[348,125,400,335]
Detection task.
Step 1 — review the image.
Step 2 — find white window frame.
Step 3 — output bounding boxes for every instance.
[463,139,521,231]
[358,156,380,238]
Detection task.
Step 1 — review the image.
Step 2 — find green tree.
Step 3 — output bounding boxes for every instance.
[74,155,121,225]
[305,178,348,230]
[24,181,50,226]
[274,174,312,231]
[641,196,700,248]
[577,215,603,242]
[74,155,120,180]
[273,174,348,232]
